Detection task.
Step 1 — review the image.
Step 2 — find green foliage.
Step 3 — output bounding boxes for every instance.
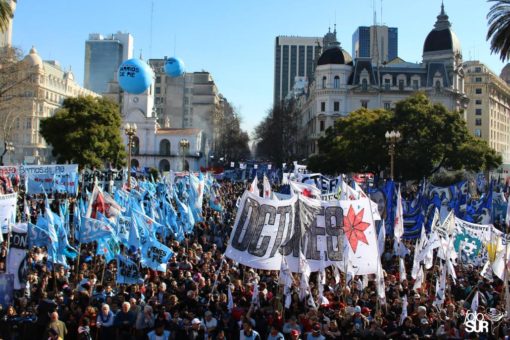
[40,96,126,169]
[216,110,251,161]
[148,167,159,181]
[0,0,13,33]
[309,93,502,180]
[487,0,510,61]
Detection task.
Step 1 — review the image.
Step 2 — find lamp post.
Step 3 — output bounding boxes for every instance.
[179,139,190,172]
[0,141,14,166]
[385,130,401,180]
[124,123,137,190]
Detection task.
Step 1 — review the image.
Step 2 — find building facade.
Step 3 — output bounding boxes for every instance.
[464,61,510,164]
[84,32,133,94]
[121,76,207,172]
[295,4,468,157]
[6,47,99,164]
[148,59,228,154]
[352,25,398,64]
[273,35,325,103]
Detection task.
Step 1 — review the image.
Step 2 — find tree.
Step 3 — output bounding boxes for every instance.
[254,100,302,165]
[487,0,510,61]
[308,93,502,180]
[40,96,126,169]
[215,106,251,161]
[0,0,13,33]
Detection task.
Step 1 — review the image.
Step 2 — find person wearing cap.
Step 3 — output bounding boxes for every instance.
[187,318,205,340]
[283,315,302,336]
[352,305,368,336]
[290,329,301,340]
[305,322,325,340]
[240,318,261,340]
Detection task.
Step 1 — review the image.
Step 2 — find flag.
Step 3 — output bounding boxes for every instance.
[376,261,386,300]
[251,281,260,307]
[97,236,120,264]
[227,284,234,312]
[249,176,260,196]
[263,175,272,199]
[86,184,122,220]
[394,186,404,241]
[378,221,386,257]
[290,180,321,199]
[413,265,424,291]
[79,217,115,244]
[399,257,407,282]
[279,256,293,288]
[299,251,311,301]
[116,255,144,284]
[140,235,174,272]
[209,186,223,212]
[27,222,50,248]
[471,291,479,313]
[400,295,408,325]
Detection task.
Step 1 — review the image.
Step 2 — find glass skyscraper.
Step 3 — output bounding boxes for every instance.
[84,32,133,94]
[352,25,398,64]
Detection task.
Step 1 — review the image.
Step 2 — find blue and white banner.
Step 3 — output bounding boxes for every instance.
[0,193,17,234]
[0,273,14,307]
[79,217,115,244]
[21,164,78,195]
[141,236,174,272]
[116,255,143,285]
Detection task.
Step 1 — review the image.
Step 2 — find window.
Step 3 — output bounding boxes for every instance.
[475,77,482,83]
[322,76,327,89]
[475,88,482,94]
[475,99,482,105]
[362,79,368,91]
[361,100,368,109]
[155,87,161,94]
[334,101,339,112]
[412,79,419,90]
[321,102,326,112]
[25,118,31,129]
[156,76,161,83]
[398,79,405,91]
[131,136,140,155]
[475,129,481,137]
[475,67,482,72]
[475,108,482,115]
[435,80,441,91]
[384,78,391,90]
[333,76,340,89]
[320,120,325,131]
[475,118,482,126]
[384,102,391,110]
[159,139,171,156]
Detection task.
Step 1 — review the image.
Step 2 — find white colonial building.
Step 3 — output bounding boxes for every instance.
[121,77,207,173]
[294,4,468,157]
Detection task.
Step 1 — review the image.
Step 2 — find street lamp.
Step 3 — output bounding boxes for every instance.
[385,130,401,180]
[124,123,137,190]
[0,141,14,166]
[179,138,190,172]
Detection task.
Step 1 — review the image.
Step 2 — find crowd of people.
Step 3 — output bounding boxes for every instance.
[0,178,508,340]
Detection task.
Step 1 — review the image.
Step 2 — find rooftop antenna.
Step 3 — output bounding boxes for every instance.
[380,0,383,25]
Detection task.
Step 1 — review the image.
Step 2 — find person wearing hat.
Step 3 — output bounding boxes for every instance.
[290,329,301,340]
[305,323,325,340]
[352,305,368,336]
[187,318,205,340]
[283,315,301,337]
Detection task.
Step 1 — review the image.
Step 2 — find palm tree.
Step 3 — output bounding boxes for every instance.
[0,0,13,33]
[487,0,510,61]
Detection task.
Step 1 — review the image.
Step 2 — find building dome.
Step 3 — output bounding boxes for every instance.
[500,63,510,85]
[423,4,461,55]
[317,41,352,66]
[23,46,43,67]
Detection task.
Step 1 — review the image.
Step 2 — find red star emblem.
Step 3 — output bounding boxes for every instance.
[343,206,370,253]
[302,189,312,197]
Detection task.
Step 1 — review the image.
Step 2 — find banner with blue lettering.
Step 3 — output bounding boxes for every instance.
[79,217,115,244]
[0,193,16,234]
[21,164,78,195]
[141,236,174,272]
[116,255,144,285]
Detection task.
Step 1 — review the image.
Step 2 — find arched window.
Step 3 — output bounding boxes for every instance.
[159,139,171,156]
[159,159,170,173]
[322,76,327,89]
[362,78,368,91]
[131,136,140,155]
[435,80,441,92]
[333,76,340,89]
[131,159,139,169]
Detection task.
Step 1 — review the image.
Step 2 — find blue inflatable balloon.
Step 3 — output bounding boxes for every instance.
[164,57,185,77]
[118,58,154,94]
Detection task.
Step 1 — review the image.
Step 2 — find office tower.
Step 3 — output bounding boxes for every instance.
[274,34,325,104]
[352,25,398,64]
[84,32,133,94]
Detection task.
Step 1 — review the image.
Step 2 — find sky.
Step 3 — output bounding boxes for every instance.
[12,0,507,135]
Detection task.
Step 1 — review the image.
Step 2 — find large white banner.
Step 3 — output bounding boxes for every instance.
[0,193,17,234]
[225,191,379,274]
